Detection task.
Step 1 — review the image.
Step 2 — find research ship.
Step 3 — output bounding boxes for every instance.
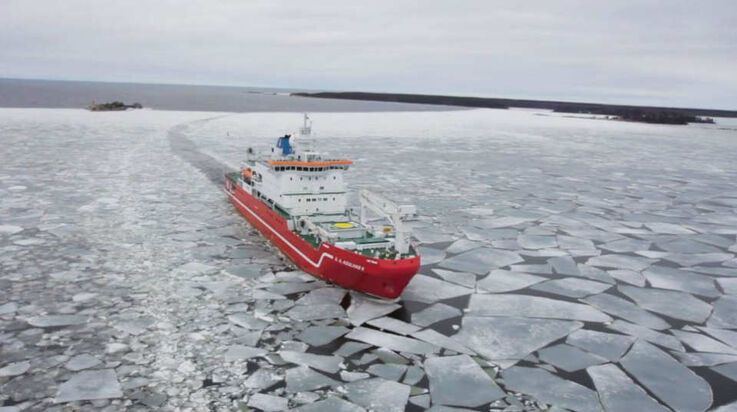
[225,115,420,299]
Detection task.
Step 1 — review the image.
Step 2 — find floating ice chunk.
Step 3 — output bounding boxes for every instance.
[446,239,483,254]
[402,275,474,303]
[247,393,288,411]
[0,225,23,235]
[557,235,596,251]
[587,254,655,271]
[296,326,350,346]
[344,378,410,412]
[367,364,407,381]
[431,268,477,288]
[285,366,339,392]
[244,368,282,390]
[224,345,268,362]
[342,371,371,382]
[698,327,737,349]
[419,247,446,266]
[577,264,616,284]
[531,277,611,298]
[712,362,737,382]
[292,396,366,412]
[718,278,737,295]
[228,313,268,330]
[0,361,30,377]
[502,366,602,411]
[517,234,557,250]
[482,216,534,228]
[588,363,669,412]
[55,369,123,403]
[601,238,652,253]
[266,281,322,295]
[565,329,634,361]
[468,294,612,322]
[296,287,346,306]
[286,303,346,321]
[708,296,737,329]
[424,355,504,407]
[672,330,737,355]
[0,302,18,315]
[347,293,400,325]
[476,269,545,293]
[366,317,421,336]
[636,250,671,259]
[673,352,737,367]
[177,262,217,275]
[114,317,156,335]
[411,328,474,355]
[402,365,424,385]
[645,222,697,235]
[345,327,436,355]
[619,285,713,323]
[65,354,101,371]
[537,344,607,372]
[657,238,724,254]
[662,253,734,267]
[438,247,523,274]
[411,303,462,327]
[547,255,580,276]
[454,316,582,367]
[607,320,684,352]
[607,269,646,286]
[713,401,737,412]
[27,314,88,328]
[509,263,552,274]
[582,293,670,330]
[620,341,712,412]
[458,207,495,217]
[278,351,343,373]
[414,227,455,244]
[409,394,431,408]
[335,341,371,357]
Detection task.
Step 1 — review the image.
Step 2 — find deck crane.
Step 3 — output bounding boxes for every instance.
[359,189,416,254]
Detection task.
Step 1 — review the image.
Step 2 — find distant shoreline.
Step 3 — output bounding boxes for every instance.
[292,91,737,125]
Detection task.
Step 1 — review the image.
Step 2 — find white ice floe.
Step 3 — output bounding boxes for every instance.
[223,345,267,362]
[517,234,557,250]
[620,340,712,412]
[228,313,268,330]
[431,268,477,288]
[607,269,646,286]
[0,361,30,377]
[285,303,346,321]
[619,285,713,323]
[0,224,23,235]
[285,366,339,392]
[247,393,288,411]
[645,222,697,235]
[401,275,474,303]
[587,254,655,271]
[445,238,483,254]
[438,247,523,274]
[367,364,407,381]
[344,378,410,412]
[468,294,612,322]
[365,316,421,336]
[600,238,652,253]
[293,397,366,412]
[55,369,123,403]
[588,363,669,412]
[411,303,462,327]
[712,362,737,383]
[296,326,350,346]
[537,344,607,372]
[419,246,446,265]
[424,355,504,407]
[453,316,582,367]
[476,269,545,293]
[64,354,101,371]
[27,314,89,328]
[607,320,684,352]
[347,293,400,325]
[672,330,737,355]
[411,328,474,355]
[345,327,437,354]
[708,296,737,329]
[531,277,611,298]
[662,253,734,267]
[582,293,670,330]
[565,329,635,361]
[502,366,602,411]
[278,351,343,373]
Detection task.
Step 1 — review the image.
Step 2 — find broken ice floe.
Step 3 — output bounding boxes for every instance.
[424,355,504,407]
[468,294,611,322]
[502,366,602,411]
[55,369,123,403]
[588,363,669,412]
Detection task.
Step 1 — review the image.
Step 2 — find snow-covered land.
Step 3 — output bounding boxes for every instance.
[1,107,737,411]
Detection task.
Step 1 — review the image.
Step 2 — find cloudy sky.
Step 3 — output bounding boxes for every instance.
[1,0,735,108]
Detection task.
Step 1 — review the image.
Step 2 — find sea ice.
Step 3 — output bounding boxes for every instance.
[295,287,346,306]
[600,238,652,253]
[0,302,18,315]
[607,320,684,351]
[698,326,737,349]
[0,361,30,377]
[663,253,734,267]
[468,294,612,322]
[718,278,737,295]
[278,351,343,373]
[344,378,410,412]
[296,326,350,346]
[445,239,483,254]
[587,254,655,271]
[531,277,611,298]
[55,369,123,403]
[453,316,582,367]
[0,224,23,235]
[431,268,477,288]
[411,328,474,355]
[366,316,421,335]
[547,255,581,276]
[708,296,737,329]
[285,303,346,321]
[293,397,366,412]
[224,345,267,362]
[620,341,712,412]
[27,314,89,328]
[537,344,607,372]
[438,247,523,274]
[712,362,737,382]
[347,293,400,325]
[65,354,101,371]
[556,235,596,251]
[619,285,713,323]
[674,352,737,367]
[367,364,407,381]
[607,269,646,286]
[285,366,339,392]
[588,363,669,412]
[247,393,288,411]
[517,234,557,250]
[345,327,436,354]
[476,269,545,293]
[565,329,634,361]
[228,313,268,330]
[411,303,462,327]
[582,293,670,330]
[424,355,504,407]
[502,366,602,411]
[401,275,474,303]
[419,246,446,265]
[243,368,283,390]
[672,330,737,355]
[645,222,697,235]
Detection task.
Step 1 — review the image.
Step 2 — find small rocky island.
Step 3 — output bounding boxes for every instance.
[87,101,143,111]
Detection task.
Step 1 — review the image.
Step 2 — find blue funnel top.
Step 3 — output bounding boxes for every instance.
[276,134,293,155]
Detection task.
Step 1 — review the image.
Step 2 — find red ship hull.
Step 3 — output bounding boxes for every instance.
[225,178,420,299]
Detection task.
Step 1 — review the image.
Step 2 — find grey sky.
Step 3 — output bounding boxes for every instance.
[1,0,735,108]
